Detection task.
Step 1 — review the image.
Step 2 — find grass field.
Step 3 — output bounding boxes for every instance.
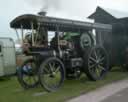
[0,67,128,102]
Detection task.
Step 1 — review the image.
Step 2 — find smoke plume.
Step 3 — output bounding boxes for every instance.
[26,0,61,11]
[25,0,98,20]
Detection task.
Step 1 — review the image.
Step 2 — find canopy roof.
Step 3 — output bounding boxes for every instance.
[10,14,112,32]
[10,14,38,29]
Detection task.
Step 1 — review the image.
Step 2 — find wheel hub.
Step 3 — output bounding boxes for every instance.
[96,59,100,64]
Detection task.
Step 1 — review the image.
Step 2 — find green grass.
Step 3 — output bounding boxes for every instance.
[0,67,128,102]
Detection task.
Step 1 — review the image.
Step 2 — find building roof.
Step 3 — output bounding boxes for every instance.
[88,7,115,19]
[103,7,128,18]
[88,6,128,33]
[89,6,128,19]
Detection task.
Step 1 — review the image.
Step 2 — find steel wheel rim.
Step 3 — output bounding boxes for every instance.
[40,59,64,91]
[88,47,108,78]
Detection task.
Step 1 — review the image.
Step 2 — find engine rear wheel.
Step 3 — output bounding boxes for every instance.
[84,46,109,81]
[17,59,39,89]
[38,57,65,92]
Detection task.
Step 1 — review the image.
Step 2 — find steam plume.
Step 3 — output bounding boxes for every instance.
[26,0,61,11]
[25,0,98,20]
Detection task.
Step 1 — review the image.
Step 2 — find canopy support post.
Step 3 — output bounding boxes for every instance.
[35,23,41,45]
[56,26,60,51]
[31,22,34,46]
[15,29,20,43]
[21,24,24,43]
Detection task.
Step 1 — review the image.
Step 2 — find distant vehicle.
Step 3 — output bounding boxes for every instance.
[0,38,16,77]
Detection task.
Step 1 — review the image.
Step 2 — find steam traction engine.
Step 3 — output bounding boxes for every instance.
[10,12,112,92]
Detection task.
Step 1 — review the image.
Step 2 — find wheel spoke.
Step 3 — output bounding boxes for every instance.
[55,66,60,73]
[89,63,96,69]
[33,75,38,83]
[44,66,50,73]
[94,50,98,59]
[98,65,106,71]
[49,63,54,72]
[96,67,101,77]
[52,63,57,73]
[89,56,97,63]
[52,62,56,70]
[99,57,105,62]
[24,75,30,83]
[28,76,32,84]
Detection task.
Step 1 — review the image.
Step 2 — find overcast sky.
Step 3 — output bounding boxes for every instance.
[0,0,128,40]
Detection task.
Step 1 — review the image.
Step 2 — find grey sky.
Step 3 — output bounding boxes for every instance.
[0,0,128,40]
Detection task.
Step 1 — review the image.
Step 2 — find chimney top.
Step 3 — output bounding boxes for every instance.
[38,11,47,16]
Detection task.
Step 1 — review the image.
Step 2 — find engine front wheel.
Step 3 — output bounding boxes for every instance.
[84,46,109,81]
[38,57,65,92]
[17,59,39,89]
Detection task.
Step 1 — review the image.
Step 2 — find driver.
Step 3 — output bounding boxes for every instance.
[22,38,31,54]
[50,32,68,49]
